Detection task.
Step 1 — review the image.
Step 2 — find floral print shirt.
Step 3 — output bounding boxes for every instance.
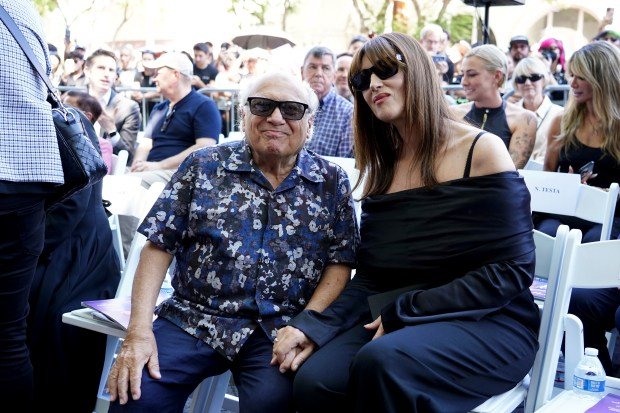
[138,140,359,360]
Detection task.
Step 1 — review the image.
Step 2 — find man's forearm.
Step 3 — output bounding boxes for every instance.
[128,242,173,331]
[304,264,351,312]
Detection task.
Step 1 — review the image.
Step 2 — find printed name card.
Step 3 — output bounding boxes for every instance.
[519,170,581,216]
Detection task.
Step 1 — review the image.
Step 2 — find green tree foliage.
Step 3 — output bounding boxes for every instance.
[31,0,59,15]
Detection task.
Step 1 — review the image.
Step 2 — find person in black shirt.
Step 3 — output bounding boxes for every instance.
[191,42,218,90]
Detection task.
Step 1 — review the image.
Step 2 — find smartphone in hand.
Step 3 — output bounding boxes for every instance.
[578,161,595,181]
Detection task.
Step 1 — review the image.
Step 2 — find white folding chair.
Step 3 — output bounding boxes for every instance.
[322,156,364,224]
[519,169,619,241]
[110,149,129,175]
[218,131,244,145]
[524,159,544,171]
[526,231,620,412]
[469,226,570,413]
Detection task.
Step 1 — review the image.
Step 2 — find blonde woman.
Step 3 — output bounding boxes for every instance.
[452,44,536,169]
[513,57,563,162]
[539,40,620,375]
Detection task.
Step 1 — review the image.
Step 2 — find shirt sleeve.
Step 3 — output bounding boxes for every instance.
[137,152,197,254]
[336,103,354,158]
[380,251,535,332]
[194,98,222,141]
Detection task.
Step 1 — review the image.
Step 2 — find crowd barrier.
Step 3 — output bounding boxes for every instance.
[57,84,572,138]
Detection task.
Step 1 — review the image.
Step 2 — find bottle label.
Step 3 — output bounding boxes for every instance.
[573,376,605,393]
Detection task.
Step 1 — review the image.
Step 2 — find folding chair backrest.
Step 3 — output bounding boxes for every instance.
[322,156,364,223]
[520,170,619,241]
[527,230,620,411]
[111,149,129,175]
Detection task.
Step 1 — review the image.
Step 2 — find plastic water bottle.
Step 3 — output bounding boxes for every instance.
[573,347,606,399]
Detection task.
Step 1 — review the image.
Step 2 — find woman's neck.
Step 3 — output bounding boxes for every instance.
[474,93,503,109]
[523,94,544,112]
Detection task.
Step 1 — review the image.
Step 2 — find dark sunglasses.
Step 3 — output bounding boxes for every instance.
[246,97,309,120]
[515,73,544,84]
[350,54,403,92]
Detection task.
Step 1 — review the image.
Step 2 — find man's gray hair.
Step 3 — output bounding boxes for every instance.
[302,46,336,69]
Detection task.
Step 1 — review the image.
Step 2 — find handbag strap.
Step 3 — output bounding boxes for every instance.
[0,5,58,100]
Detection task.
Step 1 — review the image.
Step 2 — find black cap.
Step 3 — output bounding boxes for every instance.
[509,35,529,47]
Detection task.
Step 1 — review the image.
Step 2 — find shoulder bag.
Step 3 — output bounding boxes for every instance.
[0,5,107,211]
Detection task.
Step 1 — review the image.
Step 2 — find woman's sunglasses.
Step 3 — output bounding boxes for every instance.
[350,54,403,92]
[515,73,544,84]
[246,97,309,120]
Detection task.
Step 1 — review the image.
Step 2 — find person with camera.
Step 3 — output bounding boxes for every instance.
[538,38,567,102]
[538,41,620,375]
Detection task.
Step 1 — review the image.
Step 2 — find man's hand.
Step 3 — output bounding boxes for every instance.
[107,328,161,405]
[131,160,161,172]
[364,316,385,340]
[270,326,316,373]
[97,108,117,133]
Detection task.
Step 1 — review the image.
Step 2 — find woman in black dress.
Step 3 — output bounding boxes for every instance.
[540,40,620,374]
[271,33,540,413]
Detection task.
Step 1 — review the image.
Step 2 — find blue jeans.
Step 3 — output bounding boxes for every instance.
[0,194,46,410]
[110,318,295,413]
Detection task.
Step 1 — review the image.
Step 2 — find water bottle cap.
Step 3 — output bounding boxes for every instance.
[585,347,599,356]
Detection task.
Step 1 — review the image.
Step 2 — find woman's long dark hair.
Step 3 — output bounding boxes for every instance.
[349,33,454,197]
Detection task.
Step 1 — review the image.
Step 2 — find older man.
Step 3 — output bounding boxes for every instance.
[335,53,353,102]
[302,46,354,158]
[107,72,359,413]
[130,51,220,186]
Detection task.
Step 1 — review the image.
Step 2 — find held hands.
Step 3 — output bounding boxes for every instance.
[364,316,385,340]
[106,328,161,405]
[270,326,316,373]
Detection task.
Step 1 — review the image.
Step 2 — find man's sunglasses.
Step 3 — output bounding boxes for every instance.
[515,73,544,84]
[246,97,309,120]
[350,54,403,92]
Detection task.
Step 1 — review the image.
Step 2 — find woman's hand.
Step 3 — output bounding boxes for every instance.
[106,328,160,405]
[568,165,598,184]
[270,326,316,373]
[364,316,385,340]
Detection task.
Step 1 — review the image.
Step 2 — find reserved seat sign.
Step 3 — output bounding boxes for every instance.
[518,170,581,216]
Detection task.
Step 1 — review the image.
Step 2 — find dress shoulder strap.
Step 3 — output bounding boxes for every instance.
[463,131,485,178]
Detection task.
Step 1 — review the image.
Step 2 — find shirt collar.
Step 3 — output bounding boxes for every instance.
[222,140,325,184]
[319,88,337,107]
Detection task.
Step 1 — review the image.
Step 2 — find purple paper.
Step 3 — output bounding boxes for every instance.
[586,393,620,413]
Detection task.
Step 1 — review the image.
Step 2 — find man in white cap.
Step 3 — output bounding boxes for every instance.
[130,51,221,185]
[120,52,221,256]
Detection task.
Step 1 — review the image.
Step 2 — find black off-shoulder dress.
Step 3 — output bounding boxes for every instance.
[291,161,540,413]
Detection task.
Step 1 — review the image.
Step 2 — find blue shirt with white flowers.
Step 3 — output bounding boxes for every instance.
[138,140,359,360]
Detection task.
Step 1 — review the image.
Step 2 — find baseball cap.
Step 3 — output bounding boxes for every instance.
[509,35,530,47]
[143,52,193,76]
[594,28,620,41]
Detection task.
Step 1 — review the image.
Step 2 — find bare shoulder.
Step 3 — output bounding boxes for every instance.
[441,121,513,179]
[450,102,473,119]
[469,131,515,177]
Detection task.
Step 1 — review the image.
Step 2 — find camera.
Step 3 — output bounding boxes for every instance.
[541,49,557,62]
[432,54,446,63]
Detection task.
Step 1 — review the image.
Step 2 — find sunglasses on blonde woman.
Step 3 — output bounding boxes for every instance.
[350,54,403,92]
[514,73,544,84]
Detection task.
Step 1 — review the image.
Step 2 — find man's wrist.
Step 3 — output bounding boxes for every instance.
[107,130,120,146]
